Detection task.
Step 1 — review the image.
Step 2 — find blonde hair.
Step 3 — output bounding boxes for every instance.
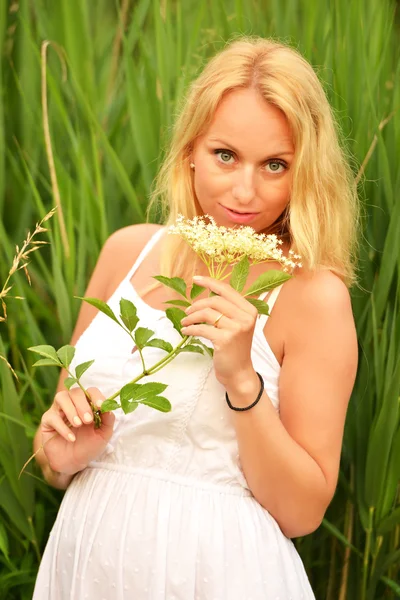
[146,36,359,288]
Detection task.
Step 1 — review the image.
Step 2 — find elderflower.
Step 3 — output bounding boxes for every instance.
[168,214,302,277]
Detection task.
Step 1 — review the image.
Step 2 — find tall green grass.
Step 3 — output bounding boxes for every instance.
[0,0,399,597]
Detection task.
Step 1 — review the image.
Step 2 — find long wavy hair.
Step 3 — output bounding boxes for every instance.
[146,36,359,289]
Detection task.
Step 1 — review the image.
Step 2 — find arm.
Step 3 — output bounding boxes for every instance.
[33,238,111,488]
[33,223,161,489]
[225,270,358,538]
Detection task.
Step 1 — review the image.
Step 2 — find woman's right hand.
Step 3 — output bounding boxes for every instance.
[40,387,115,476]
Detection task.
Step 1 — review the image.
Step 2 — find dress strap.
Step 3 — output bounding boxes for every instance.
[257,284,284,329]
[124,227,166,283]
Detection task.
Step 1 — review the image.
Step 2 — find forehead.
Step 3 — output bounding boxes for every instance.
[204,88,293,150]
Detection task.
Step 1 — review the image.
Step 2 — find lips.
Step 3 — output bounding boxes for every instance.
[222,206,258,215]
[220,204,259,224]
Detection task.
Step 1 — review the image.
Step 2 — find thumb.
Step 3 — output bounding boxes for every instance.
[98,410,115,438]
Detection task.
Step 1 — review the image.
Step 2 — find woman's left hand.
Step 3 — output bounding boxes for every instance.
[180,275,258,386]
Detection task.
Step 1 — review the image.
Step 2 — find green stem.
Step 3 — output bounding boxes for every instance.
[105,333,192,402]
[149,338,193,374]
[361,506,375,600]
[370,535,383,581]
[127,330,147,373]
[137,347,146,373]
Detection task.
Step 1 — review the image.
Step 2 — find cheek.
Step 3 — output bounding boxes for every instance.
[261,177,291,207]
[194,162,227,203]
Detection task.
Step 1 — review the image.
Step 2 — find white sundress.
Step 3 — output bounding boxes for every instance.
[33,227,316,600]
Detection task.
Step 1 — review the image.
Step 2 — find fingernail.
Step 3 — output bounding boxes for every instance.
[96,400,103,408]
[83,412,92,423]
[193,275,203,280]
[68,433,76,442]
[73,416,82,426]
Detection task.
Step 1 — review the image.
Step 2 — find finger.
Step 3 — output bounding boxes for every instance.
[186,296,255,320]
[68,388,95,424]
[85,387,108,411]
[41,409,76,443]
[182,308,236,330]
[192,276,254,311]
[54,391,86,429]
[69,387,105,424]
[181,322,224,342]
[98,411,115,438]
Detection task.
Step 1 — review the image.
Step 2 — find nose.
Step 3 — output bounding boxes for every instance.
[231,165,256,203]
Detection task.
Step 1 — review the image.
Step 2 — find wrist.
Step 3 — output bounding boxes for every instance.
[43,464,75,490]
[224,369,261,407]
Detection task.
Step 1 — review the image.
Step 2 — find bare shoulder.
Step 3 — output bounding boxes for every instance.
[103,223,164,297]
[281,267,357,362]
[67,223,164,348]
[291,269,351,311]
[288,267,353,316]
[104,222,164,259]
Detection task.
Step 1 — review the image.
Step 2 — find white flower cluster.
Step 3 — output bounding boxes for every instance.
[168,214,302,274]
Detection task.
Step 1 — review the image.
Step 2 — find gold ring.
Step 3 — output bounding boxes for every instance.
[213,313,224,327]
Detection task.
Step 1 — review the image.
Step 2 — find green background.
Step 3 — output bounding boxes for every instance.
[0,1,399,598]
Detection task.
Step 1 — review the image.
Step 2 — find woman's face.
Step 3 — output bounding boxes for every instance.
[191,88,294,233]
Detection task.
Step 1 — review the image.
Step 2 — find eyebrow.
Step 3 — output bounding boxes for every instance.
[208,138,294,158]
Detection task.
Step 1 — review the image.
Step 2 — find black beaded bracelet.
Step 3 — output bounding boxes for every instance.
[225,372,264,412]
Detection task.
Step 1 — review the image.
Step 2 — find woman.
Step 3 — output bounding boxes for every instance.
[33,37,358,599]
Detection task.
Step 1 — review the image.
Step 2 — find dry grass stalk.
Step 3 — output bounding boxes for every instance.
[0,207,57,379]
[105,0,131,116]
[41,40,70,258]
[355,109,398,187]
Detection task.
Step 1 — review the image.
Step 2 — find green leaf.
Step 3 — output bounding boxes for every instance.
[153,275,187,298]
[119,298,139,332]
[377,506,400,535]
[76,296,120,326]
[380,576,400,595]
[244,270,292,296]
[121,400,139,414]
[100,399,121,413]
[146,339,173,353]
[0,477,31,539]
[365,357,400,506]
[56,345,76,368]
[230,255,250,292]
[32,358,62,367]
[377,421,400,520]
[64,376,77,390]
[120,383,141,405]
[75,360,95,379]
[163,299,191,307]
[0,522,9,562]
[165,307,186,336]
[245,297,270,315]
[121,381,168,403]
[190,338,214,357]
[134,327,155,348]
[190,283,205,300]
[140,396,171,412]
[177,344,204,355]
[28,345,60,362]
[321,519,362,557]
